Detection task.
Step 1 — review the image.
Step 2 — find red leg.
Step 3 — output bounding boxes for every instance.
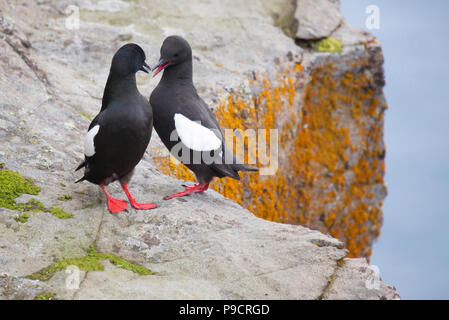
[100,185,128,213]
[164,183,209,200]
[121,184,158,210]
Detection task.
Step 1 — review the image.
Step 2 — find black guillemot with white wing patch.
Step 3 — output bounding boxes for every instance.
[76,43,157,213]
[150,36,258,200]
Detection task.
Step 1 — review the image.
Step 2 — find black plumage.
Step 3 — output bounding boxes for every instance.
[150,36,258,200]
[76,43,157,213]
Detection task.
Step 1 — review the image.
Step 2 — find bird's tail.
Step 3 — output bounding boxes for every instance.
[232,163,259,172]
[75,160,86,171]
[75,160,87,183]
[75,176,86,183]
[210,162,259,181]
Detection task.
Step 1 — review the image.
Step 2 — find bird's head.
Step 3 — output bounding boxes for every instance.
[152,35,192,77]
[110,43,151,76]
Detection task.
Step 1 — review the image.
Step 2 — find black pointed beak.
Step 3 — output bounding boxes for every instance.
[152,58,170,78]
[139,61,151,74]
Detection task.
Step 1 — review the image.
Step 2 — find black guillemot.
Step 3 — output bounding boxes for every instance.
[150,36,258,200]
[76,43,157,213]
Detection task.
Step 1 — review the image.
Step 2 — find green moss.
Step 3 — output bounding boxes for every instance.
[20,199,45,212]
[317,258,346,300]
[0,167,73,220]
[14,214,29,223]
[103,252,154,275]
[336,258,346,268]
[0,168,41,210]
[34,292,57,300]
[297,37,343,54]
[317,274,337,300]
[48,207,73,219]
[80,112,93,121]
[27,245,154,281]
[57,194,72,201]
[315,37,343,53]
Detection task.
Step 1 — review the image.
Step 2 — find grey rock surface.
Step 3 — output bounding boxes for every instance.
[323,258,400,300]
[0,0,398,299]
[330,21,376,46]
[294,0,342,40]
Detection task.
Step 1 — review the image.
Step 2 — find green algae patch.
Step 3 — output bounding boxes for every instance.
[57,194,72,201]
[14,213,29,223]
[48,207,73,219]
[27,245,154,281]
[34,292,57,300]
[0,168,41,210]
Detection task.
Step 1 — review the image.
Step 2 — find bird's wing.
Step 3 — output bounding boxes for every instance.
[174,113,222,151]
[76,113,101,172]
[84,124,100,157]
[83,113,102,157]
[193,98,255,169]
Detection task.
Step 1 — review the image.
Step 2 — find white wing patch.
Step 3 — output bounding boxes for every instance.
[174,113,221,151]
[84,124,100,157]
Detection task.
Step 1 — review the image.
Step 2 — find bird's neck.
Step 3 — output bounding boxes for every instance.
[160,60,193,85]
[102,73,138,109]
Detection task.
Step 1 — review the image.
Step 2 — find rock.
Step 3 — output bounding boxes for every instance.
[294,0,342,40]
[0,0,398,299]
[322,258,400,300]
[0,275,48,300]
[116,33,132,42]
[331,21,376,46]
[88,194,346,300]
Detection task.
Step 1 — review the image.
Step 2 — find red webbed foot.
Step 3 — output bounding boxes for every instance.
[101,185,128,214]
[107,197,129,213]
[121,184,158,211]
[164,183,209,200]
[129,201,158,210]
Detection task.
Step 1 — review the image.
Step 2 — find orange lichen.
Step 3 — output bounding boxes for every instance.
[152,150,196,182]
[154,55,386,259]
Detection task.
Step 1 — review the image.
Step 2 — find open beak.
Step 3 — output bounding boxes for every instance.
[139,61,151,74]
[152,59,170,78]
